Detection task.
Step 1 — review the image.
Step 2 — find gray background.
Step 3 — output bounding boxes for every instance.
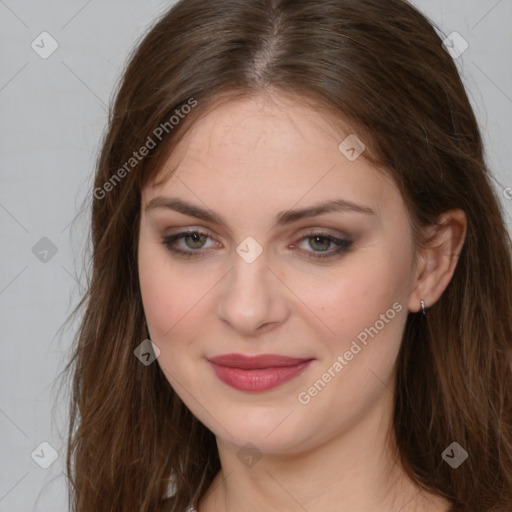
[0,0,511,510]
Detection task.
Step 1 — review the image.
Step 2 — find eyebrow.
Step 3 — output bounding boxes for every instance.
[144,196,375,228]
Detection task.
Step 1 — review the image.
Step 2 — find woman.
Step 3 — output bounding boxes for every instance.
[62,0,512,511]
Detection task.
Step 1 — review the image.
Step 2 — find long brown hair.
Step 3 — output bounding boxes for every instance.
[59,0,512,510]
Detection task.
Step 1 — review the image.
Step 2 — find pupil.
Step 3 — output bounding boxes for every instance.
[188,233,204,248]
[312,236,329,251]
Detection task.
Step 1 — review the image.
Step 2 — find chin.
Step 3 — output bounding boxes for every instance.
[208,409,315,454]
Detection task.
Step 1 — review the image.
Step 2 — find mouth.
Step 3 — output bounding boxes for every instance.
[207,353,315,391]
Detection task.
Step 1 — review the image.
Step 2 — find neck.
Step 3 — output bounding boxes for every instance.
[197,391,451,512]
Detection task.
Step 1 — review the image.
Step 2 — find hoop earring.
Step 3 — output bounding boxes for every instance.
[420,299,427,315]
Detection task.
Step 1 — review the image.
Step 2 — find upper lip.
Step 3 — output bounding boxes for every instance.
[208,353,314,369]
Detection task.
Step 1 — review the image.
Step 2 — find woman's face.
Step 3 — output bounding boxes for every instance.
[138,93,419,453]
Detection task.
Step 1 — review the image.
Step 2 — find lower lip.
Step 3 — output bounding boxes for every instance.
[208,360,314,391]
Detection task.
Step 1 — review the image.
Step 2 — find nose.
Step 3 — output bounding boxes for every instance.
[216,249,290,336]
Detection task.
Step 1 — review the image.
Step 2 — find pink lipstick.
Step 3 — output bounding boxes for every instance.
[207,353,314,391]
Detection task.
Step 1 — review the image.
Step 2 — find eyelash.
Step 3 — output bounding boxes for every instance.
[160,230,353,260]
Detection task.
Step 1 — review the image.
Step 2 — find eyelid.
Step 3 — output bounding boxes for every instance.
[297,227,352,239]
[161,225,351,242]
[160,227,354,261]
[162,226,219,240]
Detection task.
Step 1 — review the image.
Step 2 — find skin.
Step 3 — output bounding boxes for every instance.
[138,92,466,512]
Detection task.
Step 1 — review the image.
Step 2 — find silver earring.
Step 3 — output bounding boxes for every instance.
[420,300,426,315]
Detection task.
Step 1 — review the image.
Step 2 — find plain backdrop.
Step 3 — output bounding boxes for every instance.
[0,0,511,510]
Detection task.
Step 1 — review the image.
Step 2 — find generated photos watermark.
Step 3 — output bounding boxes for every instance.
[297,301,403,405]
[94,97,198,200]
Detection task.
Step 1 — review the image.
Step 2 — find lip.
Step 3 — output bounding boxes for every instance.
[207,353,315,392]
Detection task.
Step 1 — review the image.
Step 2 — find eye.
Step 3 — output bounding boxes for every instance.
[160,230,353,260]
[293,232,353,260]
[161,230,219,259]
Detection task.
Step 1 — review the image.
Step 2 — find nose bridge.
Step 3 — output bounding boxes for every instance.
[216,237,288,333]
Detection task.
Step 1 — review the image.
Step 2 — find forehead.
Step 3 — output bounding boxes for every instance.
[143,93,400,220]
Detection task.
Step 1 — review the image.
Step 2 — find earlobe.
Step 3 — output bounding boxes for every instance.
[408,209,467,313]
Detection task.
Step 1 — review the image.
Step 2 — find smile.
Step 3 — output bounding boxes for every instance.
[207,353,315,391]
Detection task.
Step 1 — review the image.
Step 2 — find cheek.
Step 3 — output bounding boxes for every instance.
[324,249,411,388]
[139,257,205,340]
[138,238,222,368]
[138,251,206,383]
[139,237,188,339]
[292,262,408,424]
[291,254,408,351]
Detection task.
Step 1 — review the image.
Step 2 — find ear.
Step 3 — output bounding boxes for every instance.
[408,209,467,313]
